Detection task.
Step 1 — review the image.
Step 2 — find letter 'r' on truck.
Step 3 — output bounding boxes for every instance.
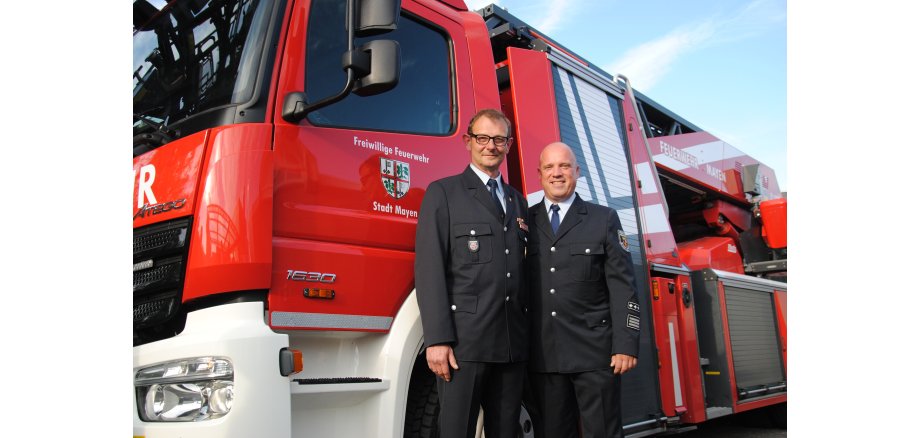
[133,0,786,436]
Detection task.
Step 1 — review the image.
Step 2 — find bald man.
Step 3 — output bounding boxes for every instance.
[525,142,640,438]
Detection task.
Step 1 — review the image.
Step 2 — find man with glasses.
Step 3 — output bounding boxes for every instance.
[415,109,530,438]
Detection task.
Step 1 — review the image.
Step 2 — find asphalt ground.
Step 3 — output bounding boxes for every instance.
[671,408,787,437]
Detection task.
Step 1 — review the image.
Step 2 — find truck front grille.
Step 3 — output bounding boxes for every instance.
[134,218,192,332]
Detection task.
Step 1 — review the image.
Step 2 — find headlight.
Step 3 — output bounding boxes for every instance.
[135,357,233,422]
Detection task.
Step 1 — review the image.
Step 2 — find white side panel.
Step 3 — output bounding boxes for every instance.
[288,291,424,438]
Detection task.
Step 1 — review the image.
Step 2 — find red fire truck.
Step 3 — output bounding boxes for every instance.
[133,0,787,436]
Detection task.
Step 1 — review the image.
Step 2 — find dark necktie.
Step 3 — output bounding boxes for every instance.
[550,203,560,234]
[487,179,504,219]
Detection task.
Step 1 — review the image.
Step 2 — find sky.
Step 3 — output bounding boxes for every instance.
[466,0,787,192]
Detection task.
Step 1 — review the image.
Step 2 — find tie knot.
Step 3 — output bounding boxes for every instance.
[487,179,498,190]
[550,204,560,212]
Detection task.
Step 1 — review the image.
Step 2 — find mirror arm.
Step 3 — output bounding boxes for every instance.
[282,0,361,123]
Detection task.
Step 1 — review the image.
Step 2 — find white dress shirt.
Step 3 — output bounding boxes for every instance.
[469,164,506,214]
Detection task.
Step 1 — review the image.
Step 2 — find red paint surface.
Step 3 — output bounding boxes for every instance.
[759,198,787,249]
[677,237,744,275]
[675,277,706,424]
[132,131,207,228]
[774,290,787,368]
[501,47,561,195]
[650,277,680,417]
[184,124,275,301]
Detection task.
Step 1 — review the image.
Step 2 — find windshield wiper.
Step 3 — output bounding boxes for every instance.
[133,113,176,144]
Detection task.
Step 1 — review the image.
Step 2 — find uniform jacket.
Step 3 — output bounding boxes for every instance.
[415,166,530,363]
[527,193,640,373]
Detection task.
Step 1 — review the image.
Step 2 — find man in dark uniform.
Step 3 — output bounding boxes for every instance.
[415,109,530,438]
[526,142,640,438]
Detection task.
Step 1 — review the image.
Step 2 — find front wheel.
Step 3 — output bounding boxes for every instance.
[404,358,440,438]
[517,403,535,438]
[402,355,537,438]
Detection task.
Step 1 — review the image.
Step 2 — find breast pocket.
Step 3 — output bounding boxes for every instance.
[452,223,493,264]
[570,243,605,281]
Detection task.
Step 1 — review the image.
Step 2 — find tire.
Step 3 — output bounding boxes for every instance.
[766,402,787,429]
[402,355,536,438]
[517,403,535,438]
[404,357,440,438]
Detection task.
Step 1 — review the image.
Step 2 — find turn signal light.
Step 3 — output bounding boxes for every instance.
[280,348,303,376]
[304,288,335,299]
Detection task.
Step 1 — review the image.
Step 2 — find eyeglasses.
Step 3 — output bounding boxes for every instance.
[467,132,512,147]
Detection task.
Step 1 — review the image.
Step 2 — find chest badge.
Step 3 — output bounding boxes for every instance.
[468,237,480,253]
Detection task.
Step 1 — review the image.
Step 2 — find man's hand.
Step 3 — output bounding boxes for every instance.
[610,354,637,375]
[426,345,459,382]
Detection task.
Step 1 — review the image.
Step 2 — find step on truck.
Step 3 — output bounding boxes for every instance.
[132,0,787,436]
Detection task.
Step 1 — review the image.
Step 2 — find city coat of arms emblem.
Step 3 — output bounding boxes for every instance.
[380,158,410,199]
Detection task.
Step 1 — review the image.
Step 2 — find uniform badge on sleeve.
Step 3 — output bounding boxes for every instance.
[626,314,640,331]
[617,229,630,252]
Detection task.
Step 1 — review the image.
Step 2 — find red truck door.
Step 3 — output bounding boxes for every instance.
[267,0,492,332]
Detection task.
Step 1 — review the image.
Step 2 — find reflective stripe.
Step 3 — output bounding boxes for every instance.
[635,162,659,194]
[652,140,746,171]
[668,322,683,407]
[271,312,393,330]
[640,204,671,234]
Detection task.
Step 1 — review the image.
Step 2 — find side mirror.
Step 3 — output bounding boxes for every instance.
[356,0,401,37]
[353,40,400,96]
[280,0,402,123]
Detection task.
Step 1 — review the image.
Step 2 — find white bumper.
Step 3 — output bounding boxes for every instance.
[133,301,291,438]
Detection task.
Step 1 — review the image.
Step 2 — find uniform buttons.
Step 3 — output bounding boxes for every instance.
[470,230,476,236]
[585,248,591,254]
[551,311,557,317]
[549,289,555,294]
[550,246,556,252]
[507,272,512,278]
[602,319,606,323]
[451,305,457,311]
[504,226,508,232]
[505,249,510,255]
[505,296,510,302]
[550,267,556,273]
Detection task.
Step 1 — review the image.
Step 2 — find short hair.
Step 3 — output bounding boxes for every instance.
[467,108,512,137]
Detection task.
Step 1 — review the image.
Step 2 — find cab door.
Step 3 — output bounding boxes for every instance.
[269,0,485,331]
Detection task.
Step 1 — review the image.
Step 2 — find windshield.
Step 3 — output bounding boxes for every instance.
[133,0,268,142]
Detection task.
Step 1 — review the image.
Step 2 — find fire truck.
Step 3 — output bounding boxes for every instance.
[132,0,787,436]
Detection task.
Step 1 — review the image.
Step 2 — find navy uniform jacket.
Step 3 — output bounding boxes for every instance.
[527,193,640,373]
[415,166,530,363]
